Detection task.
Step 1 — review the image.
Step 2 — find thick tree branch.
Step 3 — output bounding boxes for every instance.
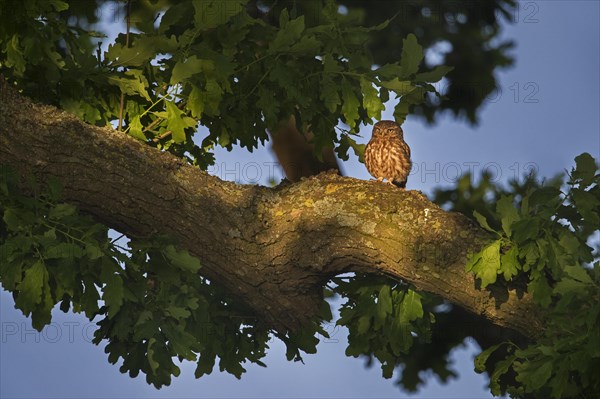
[0,80,544,338]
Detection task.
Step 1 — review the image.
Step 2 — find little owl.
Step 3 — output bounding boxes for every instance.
[364,120,411,188]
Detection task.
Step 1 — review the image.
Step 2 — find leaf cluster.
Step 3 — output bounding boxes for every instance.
[168,0,517,124]
[336,0,517,123]
[331,274,455,390]
[0,0,451,169]
[437,154,600,398]
[0,168,278,387]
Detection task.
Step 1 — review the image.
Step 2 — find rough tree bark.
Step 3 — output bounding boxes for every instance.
[0,80,544,339]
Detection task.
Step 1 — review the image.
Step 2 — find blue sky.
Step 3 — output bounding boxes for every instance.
[1,1,599,397]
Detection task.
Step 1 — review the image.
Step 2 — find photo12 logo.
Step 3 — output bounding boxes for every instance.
[409,161,539,184]
[1,321,97,344]
[207,161,285,184]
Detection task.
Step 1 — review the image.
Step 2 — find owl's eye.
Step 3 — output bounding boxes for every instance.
[387,128,394,133]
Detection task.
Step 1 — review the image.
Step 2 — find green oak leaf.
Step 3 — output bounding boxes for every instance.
[320,54,342,112]
[162,101,198,143]
[49,203,77,219]
[5,35,26,76]
[376,285,393,319]
[105,40,157,67]
[500,245,520,281]
[515,360,553,391]
[489,355,517,395]
[360,78,385,120]
[0,250,23,290]
[171,56,215,84]
[379,78,415,95]
[336,134,365,162]
[15,261,48,315]
[528,186,561,208]
[147,338,161,373]
[108,70,151,101]
[49,0,69,12]
[288,35,320,55]
[187,85,205,118]
[496,196,519,237]
[103,273,125,318]
[269,12,305,54]
[415,65,454,83]
[563,265,593,284]
[528,276,552,307]
[399,290,423,323]
[341,82,360,129]
[572,152,597,186]
[467,240,500,288]
[512,218,540,243]
[474,343,503,373]
[128,115,146,141]
[357,315,371,334]
[553,277,588,297]
[399,34,423,78]
[164,244,201,272]
[193,0,247,30]
[45,242,85,259]
[473,210,497,233]
[195,351,216,378]
[393,86,428,123]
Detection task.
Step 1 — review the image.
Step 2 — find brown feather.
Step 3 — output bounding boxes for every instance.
[364,120,412,188]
